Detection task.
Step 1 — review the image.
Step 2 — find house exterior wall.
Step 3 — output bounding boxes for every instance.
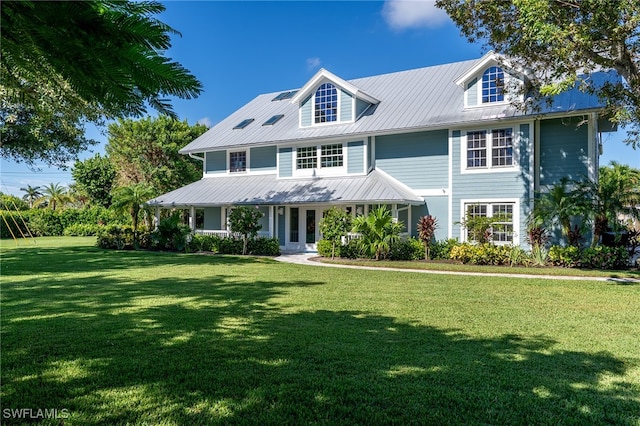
[450,123,533,247]
[375,130,449,189]
[204,207,222,230]
[250,146,277,171]
[278,147,293,177]
[347,141,365,174]
[340,90,353,122]
[301,95,312,127]
[205,151,226,175]
[539,117,590,187]
[466,77,478,107]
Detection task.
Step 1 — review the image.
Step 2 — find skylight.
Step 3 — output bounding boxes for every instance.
[271,90,298,101]
[233,118,254,130]
[262,114,284,126]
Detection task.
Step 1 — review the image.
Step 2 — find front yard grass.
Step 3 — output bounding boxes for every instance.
[1,237,639,425]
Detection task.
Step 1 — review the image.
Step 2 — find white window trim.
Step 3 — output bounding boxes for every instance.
[463,67,522,110]
[460,127,519,174]
[227,149,249,174]
[460,198,520,246]
[292,143,347,177]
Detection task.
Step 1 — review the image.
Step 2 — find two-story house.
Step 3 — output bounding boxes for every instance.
[148,52,616,252]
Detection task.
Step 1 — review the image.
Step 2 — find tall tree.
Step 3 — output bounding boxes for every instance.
[106,116,207,195]
[20,184,42,208]
[1,0,203,166]
[71,154,117,208]
[111,182,156,246]
[437,0,640,146]
[34,183,71,211]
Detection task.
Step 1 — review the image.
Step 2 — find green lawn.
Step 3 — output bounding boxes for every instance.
[1,237,639,425]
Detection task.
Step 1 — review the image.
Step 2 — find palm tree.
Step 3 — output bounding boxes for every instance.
[34,183,71,211]
[530,177,586,247]
[351,206,404,260]
[111,183,156,246]
[575,162,640,246]
[20,185,42,208]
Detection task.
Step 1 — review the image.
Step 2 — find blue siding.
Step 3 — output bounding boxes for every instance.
[301,95,312,127]
[375,130,448,189]
[367,137,373,171]
[204,207,222,230]
[451,126,532,247]
[340,90,353,122]
[347,141,364,174]
[205,151,226,174]
[410,198,448,241]
[278,147,293,178]
[258,206,270,231]
[466,77,478,107]
[356,98,370,118]
[539,117,589,186]
[250,146,277,171]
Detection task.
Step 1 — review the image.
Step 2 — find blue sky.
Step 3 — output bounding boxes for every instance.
[1,0,638,197]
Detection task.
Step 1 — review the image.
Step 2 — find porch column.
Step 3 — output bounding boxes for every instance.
[189,206,196,231]
[154,207,160,230]
[269,206,274,237]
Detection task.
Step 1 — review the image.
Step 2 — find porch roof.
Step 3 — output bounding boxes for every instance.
[147,170,423,207]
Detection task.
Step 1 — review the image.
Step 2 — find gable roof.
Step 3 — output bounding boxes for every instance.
[290,68,380,105]
[180,57,612,154]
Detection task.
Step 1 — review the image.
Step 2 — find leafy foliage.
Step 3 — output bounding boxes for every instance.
[228,206,264,255]
[71,154,117,208]
[110,182,155,246]
[34,183,72,211]
[389,238,425,261]
[318,207,352,259]
[437,0,640,146]
[1,1,202,166]
[151,211,191,252]
[0,193,28,211]
[450,243,512,266]
[20,185,42,209]
[549,245,629,269]
[106,116,206,194]
[351,206,404,260]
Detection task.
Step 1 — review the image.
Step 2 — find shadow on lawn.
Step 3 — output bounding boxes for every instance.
[1,247,638,425]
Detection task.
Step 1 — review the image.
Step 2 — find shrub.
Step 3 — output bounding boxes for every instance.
[188,234,221,252]
[96,225,135,250]
[218,237,244,255]
[389,238,425,261]
[29,210,63,236]
[548,246,581,268]
[450,243,511,265]
[340,239,361,259]
[317,239,339,258]
[63,223,102,236]
[150,211,191,251]
[247,237,280,256]
[580,246,629,269]
[430,239,459,260]
[417,215,437,260]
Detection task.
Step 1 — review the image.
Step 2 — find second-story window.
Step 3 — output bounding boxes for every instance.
[296,146,317,169]
[466,128,514,170]
[296,144,344,170]
[482,66,505,103]
[314,83,338,123]
[321,144,343,167]
[229,151,246,172]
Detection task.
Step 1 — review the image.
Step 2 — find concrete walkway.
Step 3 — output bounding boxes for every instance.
[274,253,640,283]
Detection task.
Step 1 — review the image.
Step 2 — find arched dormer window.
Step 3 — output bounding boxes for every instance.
[314,83,338,123]
[482,66,505,103]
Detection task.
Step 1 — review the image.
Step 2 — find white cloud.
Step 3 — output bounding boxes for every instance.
[197,117,213,128]
[382,0,449,31]
[306,57,321,71]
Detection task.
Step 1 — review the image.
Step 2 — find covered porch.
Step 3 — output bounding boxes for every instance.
[147,170,424,252]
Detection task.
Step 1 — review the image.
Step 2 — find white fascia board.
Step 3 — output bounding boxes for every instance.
[290,68,379,105]
[454,50,498,87]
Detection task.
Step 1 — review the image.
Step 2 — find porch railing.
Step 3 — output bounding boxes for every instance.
[341,232,411,244]
[194,230,271,239]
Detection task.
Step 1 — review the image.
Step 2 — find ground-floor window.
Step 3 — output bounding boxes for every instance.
[464,202,515,244]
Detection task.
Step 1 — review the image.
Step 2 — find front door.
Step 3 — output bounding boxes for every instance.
[305,209,316,249]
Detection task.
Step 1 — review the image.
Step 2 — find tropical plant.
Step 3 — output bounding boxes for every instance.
[71,154,117,207]
[110,183,155,247]
[417,215,438,260]
[1,1,202,166]
[530,177,587,247]
[351,206,404,260]
[20,185,42,208]
[319,207,352,259]
[574,162,640,247]
[151,211,191,252]
[228,206,263,255]
[436,0,640,146]
[34,183,72,211]
[0,193,29,211]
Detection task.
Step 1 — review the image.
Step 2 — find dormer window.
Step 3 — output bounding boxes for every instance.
[314,83,338,123]
[481,66,505,103]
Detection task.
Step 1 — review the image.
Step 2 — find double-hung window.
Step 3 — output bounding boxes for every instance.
[296,144,343,170]
[229,151,246,172]
[464,202,514,244]
[466,128,514,170]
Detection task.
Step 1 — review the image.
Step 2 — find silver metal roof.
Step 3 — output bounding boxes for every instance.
[147,170,423,207]
[180,58,614,154]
